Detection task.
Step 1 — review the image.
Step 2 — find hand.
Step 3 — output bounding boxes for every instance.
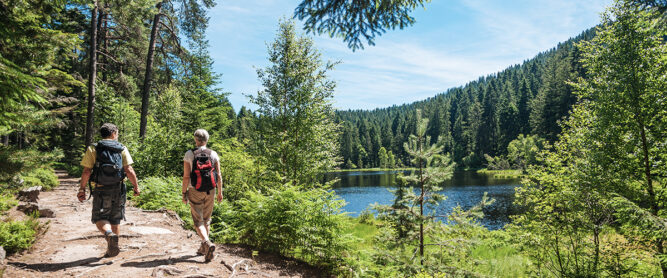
[216,192,223,203]
[77,190,86,202]
[133,187,140,196]
[182,192,188,204]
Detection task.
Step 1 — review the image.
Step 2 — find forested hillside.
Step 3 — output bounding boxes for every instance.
[336,28,594,169]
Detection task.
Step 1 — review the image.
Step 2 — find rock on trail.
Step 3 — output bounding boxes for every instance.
[4,170,322,277]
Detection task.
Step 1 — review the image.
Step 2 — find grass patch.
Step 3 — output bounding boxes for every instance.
[477,169,524,179]
[470,244,531,277]
[343,217,379,251]
[0,194,17,213]
[0,217,39,254]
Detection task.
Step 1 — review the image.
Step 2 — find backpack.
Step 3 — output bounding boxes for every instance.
[190,148,218,194]
[91,140,126,187]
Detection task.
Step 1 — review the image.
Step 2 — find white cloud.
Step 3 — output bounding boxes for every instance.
[206,0,612,111]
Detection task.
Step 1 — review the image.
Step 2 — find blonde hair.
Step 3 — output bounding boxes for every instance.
[194,129,209,144]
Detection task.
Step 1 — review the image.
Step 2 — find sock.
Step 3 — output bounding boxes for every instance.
[105,230,113,236]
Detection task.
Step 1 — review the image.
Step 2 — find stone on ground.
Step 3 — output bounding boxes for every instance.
[0,246,5,277]
[17,202,56,218]
[18,186,42,202]
[129,226,174,235]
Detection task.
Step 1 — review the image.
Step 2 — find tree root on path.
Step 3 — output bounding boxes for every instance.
[151,265,184,277]
[74,251,187,277]
[224,258,258,278]
[151,266,218,278]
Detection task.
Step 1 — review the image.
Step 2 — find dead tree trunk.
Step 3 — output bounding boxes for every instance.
[84,0,99,148]
[139,2,162,139]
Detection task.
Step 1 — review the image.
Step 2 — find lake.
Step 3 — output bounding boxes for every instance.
[325,170,521,230]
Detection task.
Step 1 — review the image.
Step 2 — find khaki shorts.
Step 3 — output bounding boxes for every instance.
[187,186,214,227]
[91,186,126,225]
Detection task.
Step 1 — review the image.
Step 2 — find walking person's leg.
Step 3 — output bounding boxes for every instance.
[111,224,120,235]
[188,189,215,262]
[95,220,119,257]
[201,192,215,262]
[92,189,123,257]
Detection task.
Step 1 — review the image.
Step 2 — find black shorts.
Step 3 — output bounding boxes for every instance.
[91,186,126,225]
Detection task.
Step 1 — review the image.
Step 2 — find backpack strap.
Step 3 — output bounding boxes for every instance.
[88,143,97,200]
[190,148,198,172]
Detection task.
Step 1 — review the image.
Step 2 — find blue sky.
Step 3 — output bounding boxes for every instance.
[206,0,613,112]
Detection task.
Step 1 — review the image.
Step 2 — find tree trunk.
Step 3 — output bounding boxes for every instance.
[419,138,424,266]
[2,135,8,146]
[639,120,666,277]
[84,0,98,148]
[101,7,108,83]
[139,2,162,139]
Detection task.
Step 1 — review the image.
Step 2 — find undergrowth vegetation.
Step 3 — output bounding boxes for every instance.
[130,176,194,230]
[0,217,39,254]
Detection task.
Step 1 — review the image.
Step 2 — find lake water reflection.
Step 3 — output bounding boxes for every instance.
[325,170,521,230]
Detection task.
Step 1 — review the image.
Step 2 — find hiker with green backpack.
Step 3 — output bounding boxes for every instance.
[77,123,140,257]
[181,129,223,263]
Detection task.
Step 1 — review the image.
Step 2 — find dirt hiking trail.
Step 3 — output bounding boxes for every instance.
[5,171,322,277]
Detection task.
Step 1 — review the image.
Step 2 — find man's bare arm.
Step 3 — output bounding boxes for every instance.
[80,167,92,191]
[182,161,190,204]
[77,167,92,201]
[216,161,223,202]
[123,165,140,195]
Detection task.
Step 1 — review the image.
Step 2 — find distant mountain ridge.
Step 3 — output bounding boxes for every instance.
[335,27,596,169]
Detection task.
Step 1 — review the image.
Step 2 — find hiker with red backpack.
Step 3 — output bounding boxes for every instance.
[181,129,223,263]
[77,123,140,257]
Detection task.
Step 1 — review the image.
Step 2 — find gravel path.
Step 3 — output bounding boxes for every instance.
[5,171,321,277]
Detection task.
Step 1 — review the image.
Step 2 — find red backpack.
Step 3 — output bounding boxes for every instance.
[190,148,218,193]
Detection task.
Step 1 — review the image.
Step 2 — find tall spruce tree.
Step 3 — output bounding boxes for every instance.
[250,20,340,187]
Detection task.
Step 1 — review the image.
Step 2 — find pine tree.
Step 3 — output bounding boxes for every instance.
[250,19,341,187]
[378,147,388,169]
[295,0,430,50]
[376,109,456,266]
[387,150,396,169]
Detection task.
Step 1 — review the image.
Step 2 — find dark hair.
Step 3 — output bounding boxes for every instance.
[100,123,118,138]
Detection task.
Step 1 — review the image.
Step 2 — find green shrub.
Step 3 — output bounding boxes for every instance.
[58,162,82,177]
[358,208,375,224]
[131,176,193,229]
[235,185,352,270]
[24,167,58,190]
[22,176,42,188]
[210,201,242,243]
[0,194,17,213]
[0,147,63,181]
[0,218,39,254]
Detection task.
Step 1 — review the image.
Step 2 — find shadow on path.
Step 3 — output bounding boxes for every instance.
[120,254,202,268]
[8,257,105,272]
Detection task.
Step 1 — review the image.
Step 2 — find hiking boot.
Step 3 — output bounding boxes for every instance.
[204,240,215,262]
[196,241,207,255]
[105,232,120,257]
